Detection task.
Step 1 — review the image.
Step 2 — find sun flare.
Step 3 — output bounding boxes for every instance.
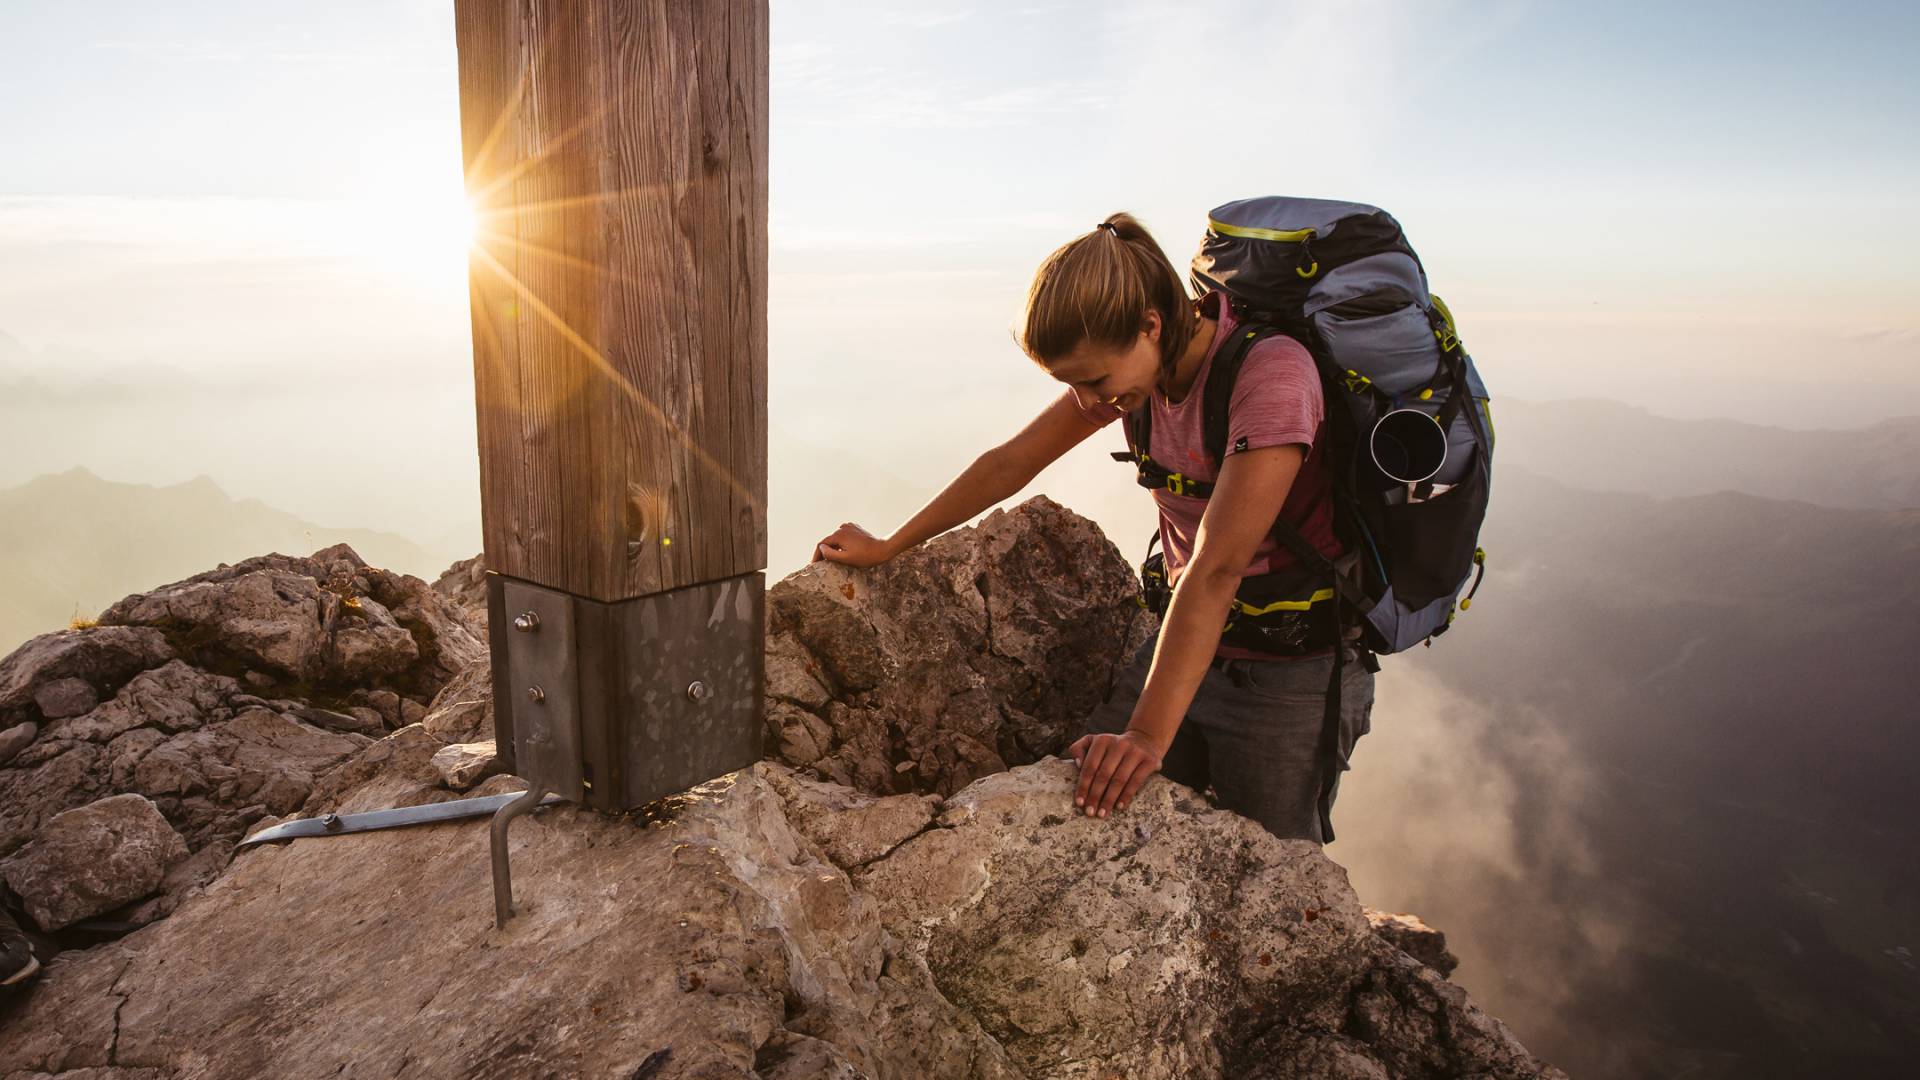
[360,190,477,278]
[296,186,477,285]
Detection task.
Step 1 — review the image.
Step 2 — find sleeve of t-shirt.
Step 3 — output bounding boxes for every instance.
[1060,387,1124,429]
[1225,334,1323,459]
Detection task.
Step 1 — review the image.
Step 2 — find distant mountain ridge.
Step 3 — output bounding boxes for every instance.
[1491,398,1920,510]
[1340,461,1920,1078]
[0,467,443,655]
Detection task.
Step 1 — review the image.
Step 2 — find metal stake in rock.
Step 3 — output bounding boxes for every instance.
[489,782,550,929]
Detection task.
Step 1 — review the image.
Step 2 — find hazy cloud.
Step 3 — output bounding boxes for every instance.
[1337,662,1652,1076]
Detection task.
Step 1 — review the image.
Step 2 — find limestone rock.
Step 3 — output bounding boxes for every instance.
[123,838,239,928]
[430,740,503,791]
[93,542,483,704]
[420,659,493,745]
[33,675,100,719]
[1,792,188,930]
[0,741,103,859]
[763,764,941,870]
[0,719,35,766]
[97,568,334,681]
[298,723,447,816]
[857,758,1363,1075]
[0,624,175,723]
[766,495,1155,798]
[363,688,403,729]
[0,549,477,916]
[128,706,368,821]
[0,763,1016,1080]
[1366,908,1460,977]
[285,701,386,738]
[0,759,1562,1079]
[0,657,366,861]
[430,552,489,631]
[1246,937,1559,1080]
[44,659,236,745]
[471,772,530,799]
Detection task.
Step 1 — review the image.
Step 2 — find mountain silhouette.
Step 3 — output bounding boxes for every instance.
[1492,397,1920,509]
[0,467,439,655]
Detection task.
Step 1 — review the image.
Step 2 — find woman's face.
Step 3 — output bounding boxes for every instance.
[1044,310,1163,415]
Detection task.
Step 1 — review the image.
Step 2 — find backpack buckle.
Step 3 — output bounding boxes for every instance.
[1427,305,1461,353]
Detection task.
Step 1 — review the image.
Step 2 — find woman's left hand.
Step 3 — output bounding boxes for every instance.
[1066,729,1166,817]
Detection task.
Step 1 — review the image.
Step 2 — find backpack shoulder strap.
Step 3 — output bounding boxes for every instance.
[1201,323,1282,467]
[1205,320,1376,614]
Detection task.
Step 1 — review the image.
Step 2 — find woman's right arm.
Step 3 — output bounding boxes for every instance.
[814,391,1108,567]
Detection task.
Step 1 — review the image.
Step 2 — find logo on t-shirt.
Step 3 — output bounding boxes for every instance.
[1233,435,1249,452]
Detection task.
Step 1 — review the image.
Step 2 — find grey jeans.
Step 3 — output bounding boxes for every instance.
[1079,636,1376,844]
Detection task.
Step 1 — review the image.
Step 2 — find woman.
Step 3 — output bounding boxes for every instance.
[813,212,1373,844]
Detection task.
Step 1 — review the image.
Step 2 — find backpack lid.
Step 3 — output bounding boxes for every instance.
[1193,196,1419,316]
[1207,196,1387,241]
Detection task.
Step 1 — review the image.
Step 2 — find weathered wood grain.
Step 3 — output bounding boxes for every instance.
[455,0,767,602]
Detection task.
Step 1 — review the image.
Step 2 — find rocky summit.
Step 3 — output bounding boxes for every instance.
[0,497,1565,1078]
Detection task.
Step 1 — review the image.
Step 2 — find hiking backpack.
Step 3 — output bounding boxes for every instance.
[1119,195,1494,652]
[1193,195,1494,653]
[1114,196,1496,838]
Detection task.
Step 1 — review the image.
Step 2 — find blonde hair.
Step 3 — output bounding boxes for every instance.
[1018,212,1194,377]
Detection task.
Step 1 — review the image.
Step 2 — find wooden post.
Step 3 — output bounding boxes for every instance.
[453,1,768,811]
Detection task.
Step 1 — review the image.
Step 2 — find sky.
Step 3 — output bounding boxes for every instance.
[0,0,1916,573]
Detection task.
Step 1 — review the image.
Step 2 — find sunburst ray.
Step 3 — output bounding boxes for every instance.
[470,245,762,516]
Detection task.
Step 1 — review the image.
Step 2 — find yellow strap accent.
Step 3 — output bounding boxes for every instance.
[1232,588,1335,616]
[1430,293,1461,352]
[1209,218,1316,243]
[1418,388,1433,401]
[1295,260,1319,279]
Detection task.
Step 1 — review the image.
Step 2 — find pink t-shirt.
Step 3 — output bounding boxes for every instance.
[1069,290,1345,660]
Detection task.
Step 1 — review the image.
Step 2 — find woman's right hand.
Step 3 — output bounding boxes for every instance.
[813,522,897,568]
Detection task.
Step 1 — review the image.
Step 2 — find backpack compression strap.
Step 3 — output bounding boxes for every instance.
[1110,395,1211,496]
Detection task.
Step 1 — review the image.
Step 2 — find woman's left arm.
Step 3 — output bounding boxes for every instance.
[1070,442,1306,817]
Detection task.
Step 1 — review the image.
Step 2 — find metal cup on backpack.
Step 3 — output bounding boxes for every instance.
[1370,407,1448,489]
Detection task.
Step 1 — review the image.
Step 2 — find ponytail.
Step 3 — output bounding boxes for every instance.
[1018,212,1195,378]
